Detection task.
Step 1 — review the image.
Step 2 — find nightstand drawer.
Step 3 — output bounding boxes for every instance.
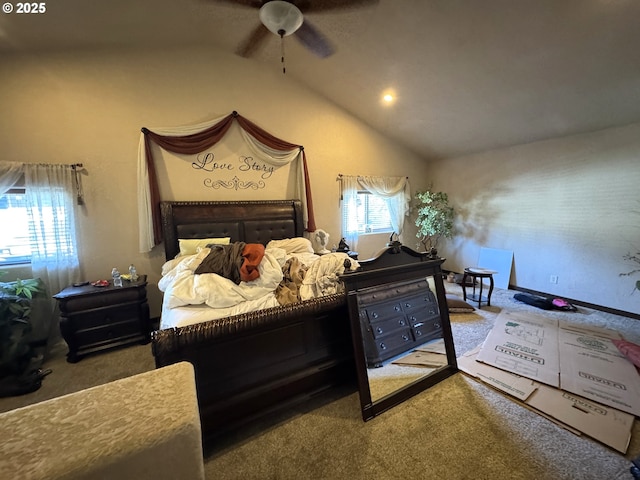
[60,288,146,313]
[68,303,140,329]
[74,318,143,346]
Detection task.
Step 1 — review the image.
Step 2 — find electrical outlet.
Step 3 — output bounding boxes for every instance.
[550,275,559,284]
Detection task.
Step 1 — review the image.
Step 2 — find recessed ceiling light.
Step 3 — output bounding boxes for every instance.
[381,90,396,106]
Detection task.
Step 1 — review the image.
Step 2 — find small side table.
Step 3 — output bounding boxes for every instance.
[462,268,496,308]
[53,276,150,363]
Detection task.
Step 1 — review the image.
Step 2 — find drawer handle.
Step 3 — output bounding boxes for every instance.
[405,302,412,308]
[434,323,441,329]
[379,342,387,350]
[414,322,424,328]
[410,316,416,321]
[372,313,379,319]
[398,319,406,326]
[402,334,409,341]
[415,330,422,336]
[376,327,383,334]
[394,306,400,311]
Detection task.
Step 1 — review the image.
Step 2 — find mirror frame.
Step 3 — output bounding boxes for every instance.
[341,246,458,421]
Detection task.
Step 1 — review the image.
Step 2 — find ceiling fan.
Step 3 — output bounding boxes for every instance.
[214,0,378,59]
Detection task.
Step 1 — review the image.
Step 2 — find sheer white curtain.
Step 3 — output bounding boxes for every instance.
[340,175,411,252]
[239,129,309,225]
[0,162,24,193]
[23,164,81,296]
[341,175,361,251]
[136,114,228,253]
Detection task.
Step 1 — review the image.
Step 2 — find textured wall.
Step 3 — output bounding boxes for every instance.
[429,123,640,315]
[0,46,428,316]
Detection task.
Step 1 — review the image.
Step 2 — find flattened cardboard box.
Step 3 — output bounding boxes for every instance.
[459,346,634,453]
[476,310,640,416]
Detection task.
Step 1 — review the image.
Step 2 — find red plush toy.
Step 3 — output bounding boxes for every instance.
[612,339,640,373]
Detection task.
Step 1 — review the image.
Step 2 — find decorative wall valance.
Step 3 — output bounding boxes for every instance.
[137,111,317,253]
[0,162,85,204]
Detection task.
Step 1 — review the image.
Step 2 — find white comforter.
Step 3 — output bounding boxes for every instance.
[158,245,359,329]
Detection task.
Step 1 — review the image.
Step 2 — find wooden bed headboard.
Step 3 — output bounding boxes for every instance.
[160,200,304,260]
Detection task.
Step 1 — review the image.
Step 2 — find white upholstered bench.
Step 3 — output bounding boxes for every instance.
[0,362,204,479]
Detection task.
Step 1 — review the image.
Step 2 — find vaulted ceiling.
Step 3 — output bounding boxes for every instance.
[2,0,639,159]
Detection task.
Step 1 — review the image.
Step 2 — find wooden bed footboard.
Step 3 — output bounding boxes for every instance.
[151,294,356,443]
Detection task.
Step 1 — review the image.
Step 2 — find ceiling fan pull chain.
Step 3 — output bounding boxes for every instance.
[279,29,286,74]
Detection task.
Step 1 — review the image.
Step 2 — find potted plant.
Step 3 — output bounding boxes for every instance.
[0,275,50,396]
[620,250,640,293]
[414,189,455,257]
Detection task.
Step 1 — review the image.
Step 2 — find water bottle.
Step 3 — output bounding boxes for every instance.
[111,267,122,287]
[129,264,138,282]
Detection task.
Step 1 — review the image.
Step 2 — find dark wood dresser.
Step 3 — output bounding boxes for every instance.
[342,245,449,368]
[357,277,442,367]
[53,276,150,363]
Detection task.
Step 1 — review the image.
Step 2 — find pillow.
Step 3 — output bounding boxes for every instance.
[178,237,230,256]
[266,238,314,254]
[446,294,475,313]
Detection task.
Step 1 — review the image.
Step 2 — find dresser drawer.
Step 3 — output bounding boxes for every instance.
[372,328,413,355]
[406,307,441,326]
[74,318,143,346]
[368,315,410,339]
[400,292,437,314]
[362,302,403,322]
[413,316,443,341]
[357,278,429,305]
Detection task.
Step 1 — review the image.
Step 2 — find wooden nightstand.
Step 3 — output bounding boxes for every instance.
[53,276,150,363]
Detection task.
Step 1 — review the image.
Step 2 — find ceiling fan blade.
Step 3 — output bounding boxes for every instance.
[236,23,271,57]
[209,0,263,8]
[294,20,335,58]
[293,0,379,13]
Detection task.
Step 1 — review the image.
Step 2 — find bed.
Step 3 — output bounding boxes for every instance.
[151,200,357,444]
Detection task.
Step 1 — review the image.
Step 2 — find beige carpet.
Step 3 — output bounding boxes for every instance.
[1,284,639,480]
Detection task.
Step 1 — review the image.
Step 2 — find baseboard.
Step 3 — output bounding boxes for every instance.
[508,285,640,321]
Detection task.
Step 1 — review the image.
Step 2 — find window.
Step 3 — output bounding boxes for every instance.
[0,188,76,266]
[0,190,32,265]
[355,191,393,234]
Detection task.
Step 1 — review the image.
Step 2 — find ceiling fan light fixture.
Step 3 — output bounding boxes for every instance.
[259,1,304,37]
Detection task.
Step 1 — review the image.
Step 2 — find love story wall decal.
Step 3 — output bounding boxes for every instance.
[192,153,276,180]
[204,176,265,190]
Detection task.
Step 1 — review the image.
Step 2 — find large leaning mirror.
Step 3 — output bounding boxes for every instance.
[341,244,458,421]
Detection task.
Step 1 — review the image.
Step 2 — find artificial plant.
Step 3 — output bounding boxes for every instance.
[0,275,46,377]
[414,189,455,253]
[620,251,640,293]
